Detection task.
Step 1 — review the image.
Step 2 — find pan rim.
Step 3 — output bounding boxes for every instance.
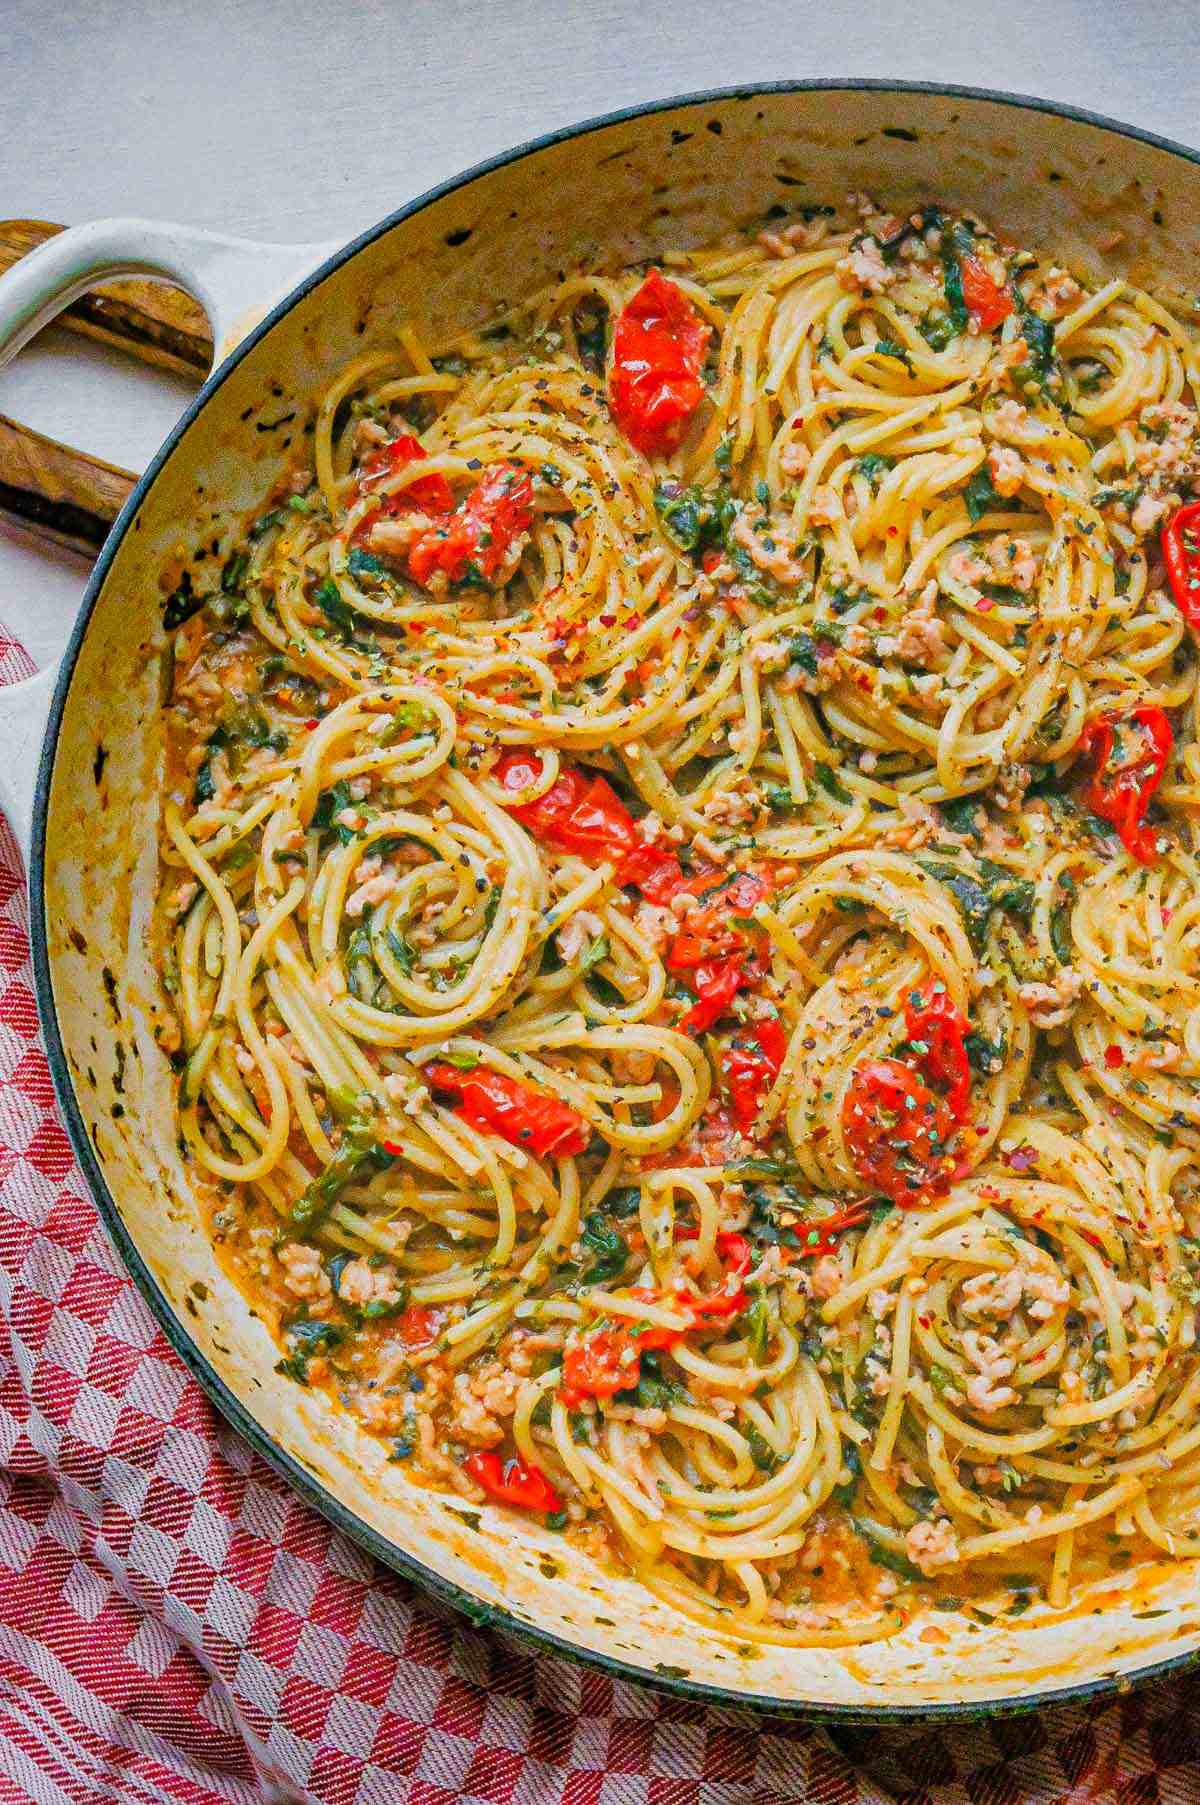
[29,76,1200,1720]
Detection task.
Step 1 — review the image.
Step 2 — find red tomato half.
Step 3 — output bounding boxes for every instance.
[408,462,533,586]
[960,254,1013,332]
[425,1061,589,1159]
[842,1057,959,1205]
[359,433,454,516]
[608,270,712,455]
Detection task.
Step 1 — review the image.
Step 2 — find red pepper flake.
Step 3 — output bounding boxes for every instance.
[1103,1045,1125,1069]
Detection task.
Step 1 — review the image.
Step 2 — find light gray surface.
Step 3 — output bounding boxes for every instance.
[0,0,1196,666]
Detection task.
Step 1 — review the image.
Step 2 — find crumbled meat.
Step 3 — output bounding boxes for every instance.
[893,581,946,667]
[366,513,433,557]
[987,445,1025,497]
[1028,269,1082,319]
[1131,490,1176,536]
[961,1329,1018,1414]
[278,1241,332,1304]
[994,763,1031,810]
[337,1258,403,1308]
[947,546,989,588]
[811,1257,843,1300]
[730,506,807,583]
[557,908,605,963]
[807,484,843,528]
[987,534,1037,592]
[960,1262,1068,1323]
[836,235,895,295]
[987,398,1041,444]
[905,1518,960,1574]
[345,855,402,919]
[1018,967,1083,1028]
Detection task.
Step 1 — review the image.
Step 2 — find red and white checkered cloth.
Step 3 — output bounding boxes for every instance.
[0,624,1198,1805]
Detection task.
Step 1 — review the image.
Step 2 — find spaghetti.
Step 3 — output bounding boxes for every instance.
[156,194,1200,1645]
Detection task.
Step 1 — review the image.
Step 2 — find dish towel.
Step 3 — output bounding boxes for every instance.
[0,625,1197,1805]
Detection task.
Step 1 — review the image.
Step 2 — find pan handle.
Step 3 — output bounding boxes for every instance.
[0,215,333,373]
[0,215,335,861]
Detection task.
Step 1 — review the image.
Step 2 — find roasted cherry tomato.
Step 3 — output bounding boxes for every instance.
[494,751,684,895]
[672,1225,753,1319]
[1076,706,1172,865]
[842,1057,959,1205]
[408,462,533,586]
[721,1016,788,1133]
[903,983,972,1122]
[667,870,770,1032]
[666,871,769,969]
[960,254,1013,332]
[394,1304,444,1349]
[424,1061,589,1159]
[464,1451,563,1514]
[1163,500,1200,629]
[559,1230,754,1408]
[608,269,712,455]
[359,433,454,516]
[559,1328,641,1408]
[681,956,750,1033]
[559,1306,686,1408]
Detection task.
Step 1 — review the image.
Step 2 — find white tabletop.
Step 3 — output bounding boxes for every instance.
[2,0,1197,668]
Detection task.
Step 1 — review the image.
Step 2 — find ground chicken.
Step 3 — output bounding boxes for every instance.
[994,762,1031,811]
[960,1262,1068,1322]
[893,581,946,667]
[810,1256,843,1300]
[906,1518,961,1575]
[780,437,811,477]
[278,1241,332,1304]
[807,484,843,527]
[1018,966,1083,1028]
[634,901,673,950]
[757,217,825,258]
[1131,490,1177,536]
[337,1257,403,1309]
[468,1358,525,1419]
[448,1372,507,1448]
[987,534,1038,592]
[381,1071,430,1115]
[987,445,1025,498]
[961,1329,1019,1414]
[1030,269,1082,318]
[556,908,605,964]
[701,787,759,826]
[881,794,940,851]
[353,418,390,459]
[987,397,1042,444]
[946,546,989,588]
[345,855,402,919]
[836,235,895,295]
[366,513,433,557]
[730,506,807,584]
[1134,400,1200,483]
[417,1413,486,1499]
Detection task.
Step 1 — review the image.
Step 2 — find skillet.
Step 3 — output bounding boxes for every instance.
[3,80,1200,1716]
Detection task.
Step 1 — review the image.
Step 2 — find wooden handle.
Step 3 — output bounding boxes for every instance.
[0,412,136,556]
[0,220,213,376]
[0,219,211,560]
